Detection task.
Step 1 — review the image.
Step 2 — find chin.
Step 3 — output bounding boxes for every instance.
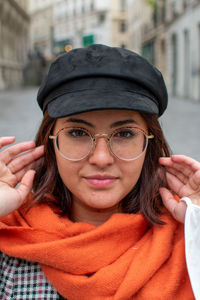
[86,198,121,211]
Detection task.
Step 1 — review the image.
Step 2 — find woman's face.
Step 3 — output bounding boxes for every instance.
[53,110,148,223]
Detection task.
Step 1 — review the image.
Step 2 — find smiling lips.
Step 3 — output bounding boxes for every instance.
[84,175,118,187]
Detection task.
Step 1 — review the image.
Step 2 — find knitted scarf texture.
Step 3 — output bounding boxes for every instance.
[0,202,194,299]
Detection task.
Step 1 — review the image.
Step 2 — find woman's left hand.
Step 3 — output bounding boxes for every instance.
[159,155,200,223]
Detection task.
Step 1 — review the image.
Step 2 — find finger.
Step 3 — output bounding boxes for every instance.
[0,170,35,218]
[165,172,184,195]
[16,170,36,202]
[192,169,200,188]
[0,141,36,165]
[171,155,200,168]
[7,145,44,174]
[171,155,200,178]
[164,166,191,185]
[159,157,199,190]
[13,157,44,182]
[159,158,192,178]
[160,155,200,173]
[165,165,200,192]
[160,155,200,165]
[159,187,186,223]
[165,171,196,197]
[0,137,15,149]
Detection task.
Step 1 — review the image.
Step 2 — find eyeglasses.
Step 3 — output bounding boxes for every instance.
[49,126,154,161]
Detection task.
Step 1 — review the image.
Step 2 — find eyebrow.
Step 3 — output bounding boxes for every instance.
[110,119,137,128]
[64,118,137,128]
[64,118,94,127]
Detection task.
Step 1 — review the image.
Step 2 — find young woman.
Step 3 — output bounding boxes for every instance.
[0,44,199,299]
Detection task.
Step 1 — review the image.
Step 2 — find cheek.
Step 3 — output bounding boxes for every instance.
[55,150,76,181]
[120,156,145,186]
[57,160,77,182]
[55,152,84,193]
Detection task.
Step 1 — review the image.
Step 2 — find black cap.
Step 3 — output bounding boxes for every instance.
[37,44,168,117]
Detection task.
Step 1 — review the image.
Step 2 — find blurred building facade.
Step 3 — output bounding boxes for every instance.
[28,0,127,56]
[127,0,200,102]
[0,0,30,90]
[53,0,128,54]
[127,0,167,80]
[1,0,199,101]
[26,0,55,85]
[166,0,200,101]
[27,0,128,84]
[28,0,54,60]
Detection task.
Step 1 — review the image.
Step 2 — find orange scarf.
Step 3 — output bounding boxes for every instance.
[0,201,194,299]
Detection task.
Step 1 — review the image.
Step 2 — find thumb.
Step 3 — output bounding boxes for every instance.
[16,170,35,205]
[160,187,187,223]
[0,170,36,218]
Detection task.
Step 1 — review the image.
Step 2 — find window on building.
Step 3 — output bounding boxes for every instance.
[153,1,158,25]
[183,0,190,10]
[98,13,106,24]
[81,0,85,14]
[119,21,126,33]
[161,39,165,54]
[142,42,155,65]
[90,0,94,11]
[73,0,76,16]
[171,33,178,96]
[161,0,166,21]
[120,0,126,12]
[184,29,190,97]
[171,0,178,18]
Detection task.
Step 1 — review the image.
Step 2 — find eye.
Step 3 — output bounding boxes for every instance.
[66,128,89,138]
[114,128,136,139]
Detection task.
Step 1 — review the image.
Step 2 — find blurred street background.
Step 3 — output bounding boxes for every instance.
[0,0,200,160]
[0,87,199,160]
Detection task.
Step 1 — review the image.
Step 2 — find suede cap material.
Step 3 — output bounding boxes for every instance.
[37,44,168,117]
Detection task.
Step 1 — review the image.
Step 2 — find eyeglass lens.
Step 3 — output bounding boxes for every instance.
[56,127,147,161]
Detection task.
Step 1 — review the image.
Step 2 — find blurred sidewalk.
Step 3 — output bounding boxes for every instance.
[0,87,200,160]
[160,96,200,161]
[0,87,42,143]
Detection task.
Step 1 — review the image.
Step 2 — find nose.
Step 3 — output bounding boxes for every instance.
[88,137,114,167]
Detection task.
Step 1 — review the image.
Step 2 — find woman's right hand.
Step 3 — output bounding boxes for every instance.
[0,137,44,218]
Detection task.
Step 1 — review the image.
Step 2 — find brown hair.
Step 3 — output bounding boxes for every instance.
[31,110,171,225]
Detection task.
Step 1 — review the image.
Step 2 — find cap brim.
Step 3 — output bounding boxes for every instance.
[47,89,159,118]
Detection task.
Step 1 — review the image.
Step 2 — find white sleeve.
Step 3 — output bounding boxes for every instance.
[181,197,200,300]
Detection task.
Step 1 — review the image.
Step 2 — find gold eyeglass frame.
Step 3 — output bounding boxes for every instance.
[49,126,154,162]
